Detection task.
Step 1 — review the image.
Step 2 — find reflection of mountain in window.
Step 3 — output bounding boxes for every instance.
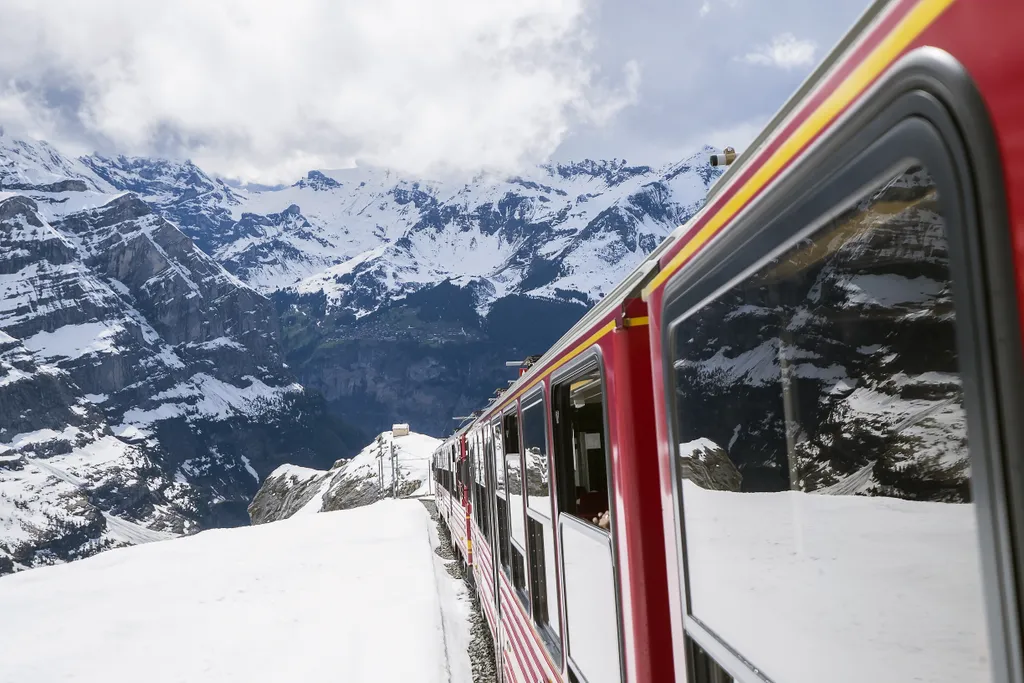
[674,166,967,501]
[668,166,991,683]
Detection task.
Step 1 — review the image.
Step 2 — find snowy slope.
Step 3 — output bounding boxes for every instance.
[249,430,442,523]
[0,499,472,683]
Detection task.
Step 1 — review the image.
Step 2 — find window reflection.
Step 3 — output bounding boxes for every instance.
[522,400,552,516]
[522,397,562,641]
[672,167,991,683]
[561,516,621,683]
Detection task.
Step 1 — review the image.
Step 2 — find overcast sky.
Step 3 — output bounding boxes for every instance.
[0,0,866,183]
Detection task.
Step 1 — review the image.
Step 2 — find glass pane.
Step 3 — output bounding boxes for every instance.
[512,545,529,601]
[507,452,527,548]
[538,514,561,637]
[496,495,510,569]
[561,516,620,683]
[493,422,506,495]
[672,167,991,683]
[522,400,553,518]
[475,434,485,484]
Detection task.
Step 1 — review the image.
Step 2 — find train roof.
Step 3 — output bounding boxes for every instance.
[467,0,892,428]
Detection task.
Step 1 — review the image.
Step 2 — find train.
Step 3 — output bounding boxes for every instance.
[433,0,1024,681]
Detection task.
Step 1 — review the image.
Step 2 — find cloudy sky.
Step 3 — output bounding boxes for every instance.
[0,0,866,183]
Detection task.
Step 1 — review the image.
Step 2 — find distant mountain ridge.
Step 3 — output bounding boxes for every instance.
[83,150,719,315]
[78,145,722,437]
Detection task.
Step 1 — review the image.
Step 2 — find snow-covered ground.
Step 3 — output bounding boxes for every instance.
[0,499,472,683]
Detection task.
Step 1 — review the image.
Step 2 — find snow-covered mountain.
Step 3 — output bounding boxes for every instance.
[81,146,722,436]
[0,133,362,574]
[84,153,718,315]
[0,126,721,572]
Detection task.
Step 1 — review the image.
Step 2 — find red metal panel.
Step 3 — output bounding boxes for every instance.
[911,0,1024,347]
[645,287,690,682]
[609,309,674,683]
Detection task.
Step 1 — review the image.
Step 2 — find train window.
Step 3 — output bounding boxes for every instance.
[505,409,530,605]
[493,419,511,575]
[483,424,494,544]
[521,394,562,648]
[506,414,527,550]
[504,409,521,456]
[553,367,611,530]
[688,640,733,683]
[669,166,992,683]
[552,363,622,683]
[471,434,486,539]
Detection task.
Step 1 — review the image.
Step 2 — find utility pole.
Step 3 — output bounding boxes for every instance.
[376,435,384,498]
[390,441,397,498]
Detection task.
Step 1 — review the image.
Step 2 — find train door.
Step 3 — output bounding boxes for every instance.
[520,386,564,667]
[657,57,1023,683]
[491,414,519,681]
[550,357,624,683]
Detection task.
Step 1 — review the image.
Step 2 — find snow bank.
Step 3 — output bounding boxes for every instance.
[0,500,469,683]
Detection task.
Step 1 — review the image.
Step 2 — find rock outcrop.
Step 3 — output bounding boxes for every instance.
[250,430,441,524]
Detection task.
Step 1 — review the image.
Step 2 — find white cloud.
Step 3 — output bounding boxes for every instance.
[740,33,817,69]
[0,0,638,183]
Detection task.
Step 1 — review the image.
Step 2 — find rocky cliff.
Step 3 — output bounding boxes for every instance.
[0,134,362,574]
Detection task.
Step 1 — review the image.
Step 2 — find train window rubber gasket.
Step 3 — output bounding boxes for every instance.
[658,48,1023,683]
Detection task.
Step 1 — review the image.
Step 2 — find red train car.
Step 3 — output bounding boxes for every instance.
[433,428,473,571]
[434,0,1024,681]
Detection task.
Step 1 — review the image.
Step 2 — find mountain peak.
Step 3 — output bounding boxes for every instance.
[294,170,341,191]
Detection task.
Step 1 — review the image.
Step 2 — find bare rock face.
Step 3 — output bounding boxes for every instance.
[678,439,743,492]
[247,466,334,525]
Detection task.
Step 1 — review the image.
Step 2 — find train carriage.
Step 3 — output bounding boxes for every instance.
[434,430,473,571]
[434,0,1024,681]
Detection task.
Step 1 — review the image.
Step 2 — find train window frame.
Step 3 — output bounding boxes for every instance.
[550,349,626,683]
[504,403,531,611]
[520,384,564,662]
[492,415,513,581]
[658,53,1022,683]
[484,425,496,546]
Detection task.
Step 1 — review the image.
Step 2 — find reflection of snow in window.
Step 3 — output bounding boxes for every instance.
[670,167,990,683]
